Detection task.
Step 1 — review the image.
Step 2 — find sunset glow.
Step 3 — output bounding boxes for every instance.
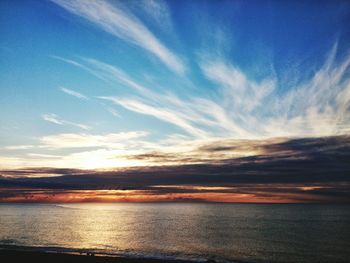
[0,0,349,203]
[0,188,322,204]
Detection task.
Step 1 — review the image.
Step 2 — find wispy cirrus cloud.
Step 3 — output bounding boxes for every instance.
[200,58,275,113]
[51,0,185,74]
[65,57,249,138]
[61,87,89,100]
[53,56,211,138]
[54,45,350,140]
[50,55,111,83]
[105,107,120,118]
[268,44,350,137]
[198,44,350,138]
[42,113,91,130]
[138,0,174,32]
[100,97,210,138]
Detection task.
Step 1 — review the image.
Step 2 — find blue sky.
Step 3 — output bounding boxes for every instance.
[1,0,350,169]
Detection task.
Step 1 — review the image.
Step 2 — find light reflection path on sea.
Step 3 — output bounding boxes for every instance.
[0,203,349,263]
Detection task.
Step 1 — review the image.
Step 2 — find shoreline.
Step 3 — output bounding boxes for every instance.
[0,245,218,263]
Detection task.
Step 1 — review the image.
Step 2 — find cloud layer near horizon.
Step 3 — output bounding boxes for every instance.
[1,136,349,203]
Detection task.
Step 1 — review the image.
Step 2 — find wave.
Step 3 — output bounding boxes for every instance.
[51,203,125,211]
[51,204,84,210]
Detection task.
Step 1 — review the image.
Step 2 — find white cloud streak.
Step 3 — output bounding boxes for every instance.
[39,131,148,149]
[42,113,91,130]
[105,107,121,118]
[100,97,209,138]
[51,0,185,74]
[50,55,111,83]
[4,145,36,150]
[139,0,173,31]
[61,87,89,100]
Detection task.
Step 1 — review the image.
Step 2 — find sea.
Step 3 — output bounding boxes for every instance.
[0,203,349,263]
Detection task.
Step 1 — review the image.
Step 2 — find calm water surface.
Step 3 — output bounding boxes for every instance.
[0,203,349,263]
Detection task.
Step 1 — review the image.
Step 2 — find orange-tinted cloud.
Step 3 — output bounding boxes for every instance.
[0,183,348,203]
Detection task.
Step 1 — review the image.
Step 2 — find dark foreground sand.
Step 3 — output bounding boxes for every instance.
[0,249,209,263]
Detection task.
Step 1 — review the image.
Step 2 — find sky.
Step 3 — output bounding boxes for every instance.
[0,0,350,203]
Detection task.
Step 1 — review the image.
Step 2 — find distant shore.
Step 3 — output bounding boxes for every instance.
[0,246,210,263]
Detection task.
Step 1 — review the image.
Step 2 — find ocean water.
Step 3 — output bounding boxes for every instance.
[0,203,349,263]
